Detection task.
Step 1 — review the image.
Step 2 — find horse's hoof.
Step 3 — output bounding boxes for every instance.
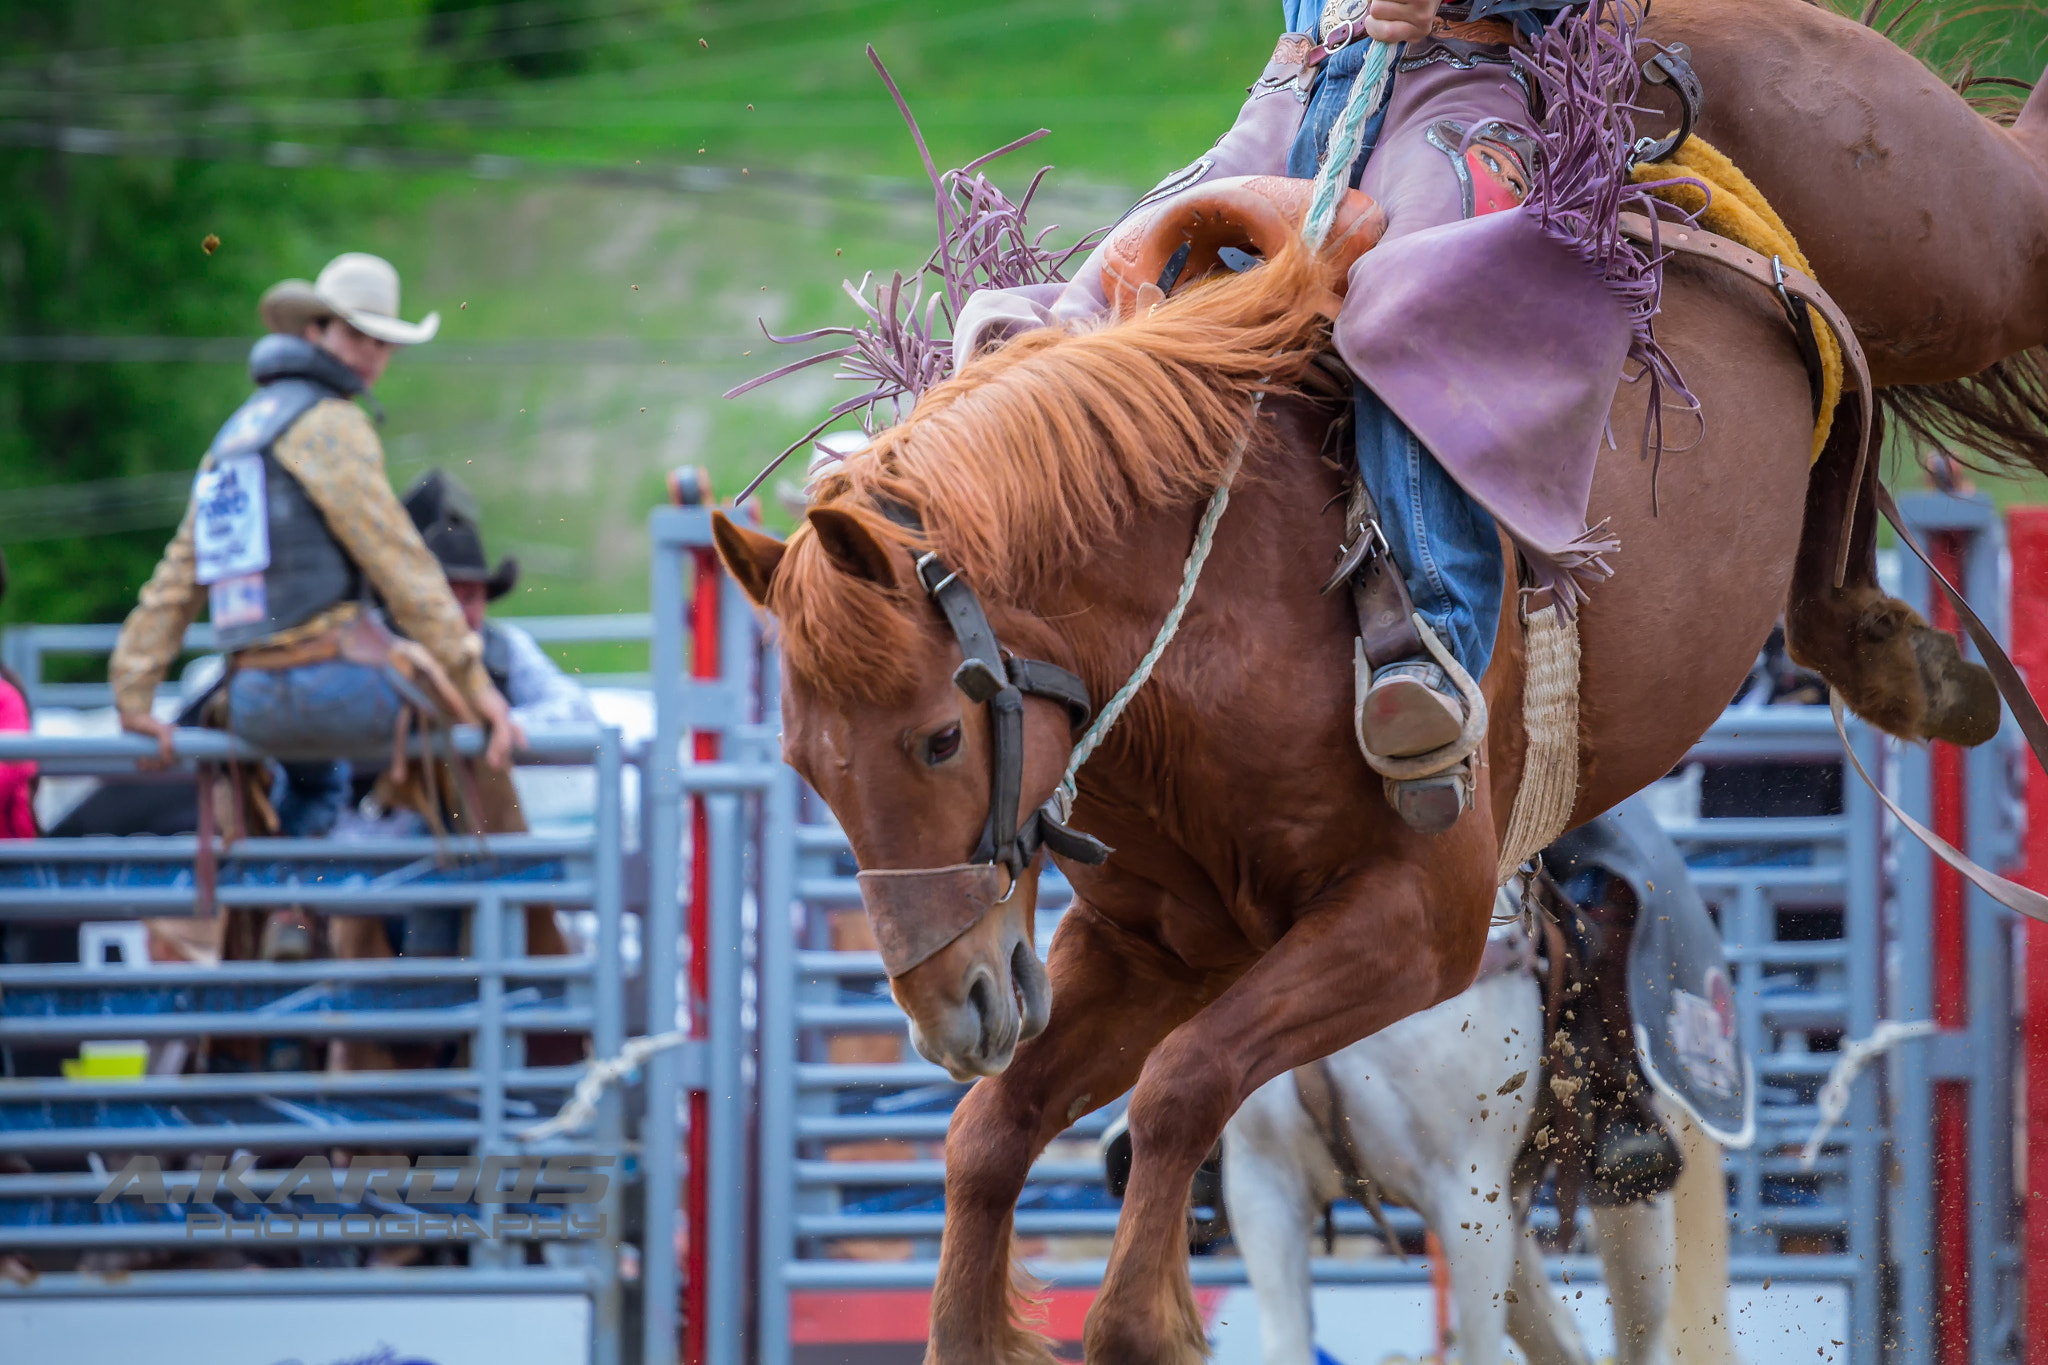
[1385,770,1469,834]
[1910,625,2001,747]
[1587,1111,1683,1205]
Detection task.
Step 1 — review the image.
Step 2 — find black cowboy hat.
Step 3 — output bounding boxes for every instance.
[402,469,518,600]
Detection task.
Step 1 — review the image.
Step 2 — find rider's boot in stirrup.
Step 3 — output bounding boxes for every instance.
[1327,487,1473,834]
[1361,658,1467,757]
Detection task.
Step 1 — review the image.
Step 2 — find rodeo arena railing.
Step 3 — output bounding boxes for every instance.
[0,481,2033,1365]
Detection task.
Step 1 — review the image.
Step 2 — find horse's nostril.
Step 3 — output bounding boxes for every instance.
[966,973,999,1057]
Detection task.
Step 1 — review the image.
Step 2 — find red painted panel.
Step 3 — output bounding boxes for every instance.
[685,532,722,1365]
[1927,531,1971,1365]
[2005,508,2048,1365]
[788,1288,1228,1345]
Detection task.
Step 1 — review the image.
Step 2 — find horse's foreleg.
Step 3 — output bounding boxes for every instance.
[927,904,1210,1365]
[1506,1216,1593,1365]
[1085,858,1488,1365]
[1590,1195,1678,1365]
[1220,1083,1324,1365]
[1427,1189,1522,1365]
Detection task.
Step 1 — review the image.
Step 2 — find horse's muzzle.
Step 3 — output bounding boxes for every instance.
[855,863,1008,977]
[858,862,1049,1079]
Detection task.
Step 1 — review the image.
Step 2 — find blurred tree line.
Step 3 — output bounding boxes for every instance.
[0,1,629,631]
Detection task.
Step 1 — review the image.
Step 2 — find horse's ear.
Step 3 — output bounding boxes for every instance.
[712,511,786,609]
[805,507,899,588]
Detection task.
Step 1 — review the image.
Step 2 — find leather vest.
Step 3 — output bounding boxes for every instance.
[202,336,368,653]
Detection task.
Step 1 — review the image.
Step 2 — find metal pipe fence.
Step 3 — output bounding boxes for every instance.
[0,716,638,1361]
[0,488,2021,1363]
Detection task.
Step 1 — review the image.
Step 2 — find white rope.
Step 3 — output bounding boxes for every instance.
[1045,38,1390,823]
[1302,38,1398,250]
[519,1029,691,1143]
[1797,1019,1938,1169]
[1047,394,1264,823]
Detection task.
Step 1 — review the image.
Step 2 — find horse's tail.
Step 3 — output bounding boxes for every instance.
[1845,0,2037,124]
[1879,347,2048,480]
[1659,1096,1748,1364]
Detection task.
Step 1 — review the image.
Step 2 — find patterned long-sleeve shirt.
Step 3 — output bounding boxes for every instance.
[493,621,598,732]
[110,398,492,718]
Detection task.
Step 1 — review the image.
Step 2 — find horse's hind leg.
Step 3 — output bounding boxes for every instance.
[1427,1192,1522,1365]
[1220,1082,1323,1365]
[1590,1195,1678,1365]
[927,904,1211,1365]
[1658,1101,1745,1365]
[1507,1215,1594,1365]
[1784,409,1998,745]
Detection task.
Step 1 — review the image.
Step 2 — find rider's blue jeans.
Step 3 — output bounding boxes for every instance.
[228,660,406,838]
[1285,17,1504,682]
[1352,385,1503,681]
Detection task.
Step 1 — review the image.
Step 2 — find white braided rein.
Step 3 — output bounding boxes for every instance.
[1797,1019,1938,1168]
[1046,394,1264,823]
[1045,38,1394,825]
[519,1029,691,1143]
[1302,37,1397,250]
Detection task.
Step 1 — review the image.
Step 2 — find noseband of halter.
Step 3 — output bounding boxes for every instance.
[851,514,1112,979]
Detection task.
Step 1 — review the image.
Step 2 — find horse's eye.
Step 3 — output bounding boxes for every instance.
[924,724,962,766]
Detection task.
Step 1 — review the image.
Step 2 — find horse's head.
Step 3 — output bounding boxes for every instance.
[711,220,1351,1076]
[713,503,1093,1079]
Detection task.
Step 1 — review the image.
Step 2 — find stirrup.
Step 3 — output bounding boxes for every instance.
[1385,763,1474,835]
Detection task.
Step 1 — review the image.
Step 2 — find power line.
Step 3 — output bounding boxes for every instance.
[0,335,779,365]
[0,119,1137,216]
[0,0,926,90]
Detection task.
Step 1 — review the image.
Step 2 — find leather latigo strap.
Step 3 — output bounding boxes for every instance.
[1620,211,2048,926]
[1324,475,1424,667]
[1617,212,1874,583]
[856,862,1010,977]
[1291,1055,1405,1256]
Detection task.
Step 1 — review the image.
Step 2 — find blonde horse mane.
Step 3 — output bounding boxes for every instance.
[767,240,1338,700]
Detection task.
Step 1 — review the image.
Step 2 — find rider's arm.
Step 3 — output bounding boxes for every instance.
[271,399,496,712]
[109,502,206,722]
[496,622,598,732]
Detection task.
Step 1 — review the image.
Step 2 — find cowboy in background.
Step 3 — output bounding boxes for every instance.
[403,469,596,734]
[109,252,522,962]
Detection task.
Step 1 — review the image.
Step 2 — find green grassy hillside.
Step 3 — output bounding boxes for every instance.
[1,0,2042,636]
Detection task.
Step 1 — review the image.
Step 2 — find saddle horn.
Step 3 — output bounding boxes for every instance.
[1100,174,1388,320]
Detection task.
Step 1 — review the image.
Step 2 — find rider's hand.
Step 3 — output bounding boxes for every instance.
[120,710,177,769]
[475,687,526,771]
[1363,0,1441,43]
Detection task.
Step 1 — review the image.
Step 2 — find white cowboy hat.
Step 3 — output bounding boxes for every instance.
[258,252,440,345]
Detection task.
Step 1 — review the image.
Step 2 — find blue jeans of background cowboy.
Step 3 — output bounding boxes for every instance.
[1284,16,1504,680]
[228,660,407,839]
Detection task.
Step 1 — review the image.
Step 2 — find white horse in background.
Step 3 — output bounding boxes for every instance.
[1221,925,1745,1365]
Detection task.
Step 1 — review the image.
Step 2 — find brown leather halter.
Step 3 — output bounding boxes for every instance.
[853,515,1110,978]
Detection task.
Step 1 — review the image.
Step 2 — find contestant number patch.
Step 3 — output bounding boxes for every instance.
[193,454,270,585]
[208,572,267,628]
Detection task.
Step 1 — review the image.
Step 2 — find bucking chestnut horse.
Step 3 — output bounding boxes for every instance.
[714,3,2048,1361]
